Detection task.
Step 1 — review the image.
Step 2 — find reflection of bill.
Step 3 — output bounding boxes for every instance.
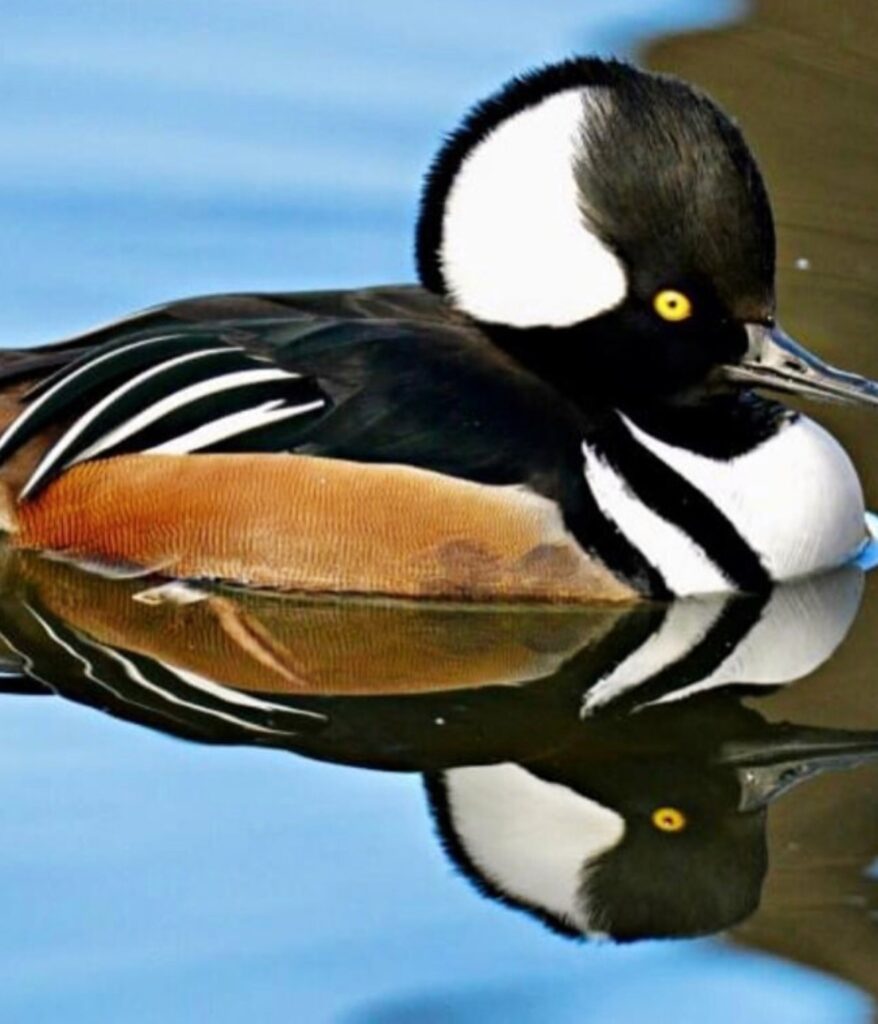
[0,548,875,942]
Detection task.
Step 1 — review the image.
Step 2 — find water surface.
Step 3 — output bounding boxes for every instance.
[0,1,876,1022]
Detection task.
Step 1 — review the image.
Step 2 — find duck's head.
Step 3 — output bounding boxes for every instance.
[417,57,878,409]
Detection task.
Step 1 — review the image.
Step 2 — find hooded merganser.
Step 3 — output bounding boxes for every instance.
[0,57,875,601]
[2,551,877,941]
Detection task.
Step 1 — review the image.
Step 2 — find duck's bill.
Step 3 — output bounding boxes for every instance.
[722,323,878,408]
[717,728,878,811]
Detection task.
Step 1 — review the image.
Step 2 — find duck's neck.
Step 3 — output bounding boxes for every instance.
[617,391,791,459]
[582,394,866,597]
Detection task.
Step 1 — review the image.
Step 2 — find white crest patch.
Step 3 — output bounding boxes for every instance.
[443,763,625,933]
[441,88,627,327]
[581,439,730,596]
[621,414,867,581]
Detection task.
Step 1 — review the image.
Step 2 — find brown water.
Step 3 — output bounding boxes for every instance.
[646,1,878,994]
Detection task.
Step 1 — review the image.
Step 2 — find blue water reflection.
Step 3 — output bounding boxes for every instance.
[0,1,870,1021]
[0,699,868,1024]
[0,0,741,344]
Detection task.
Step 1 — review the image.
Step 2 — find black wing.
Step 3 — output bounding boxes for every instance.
[0,328,330,500]
[0,286,591,509]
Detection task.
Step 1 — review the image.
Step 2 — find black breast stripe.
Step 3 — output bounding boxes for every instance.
[590,415,771,593]
[564,483,670,600]
[589,593,769,715]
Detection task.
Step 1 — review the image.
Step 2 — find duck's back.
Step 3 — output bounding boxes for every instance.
[0,287,636,602]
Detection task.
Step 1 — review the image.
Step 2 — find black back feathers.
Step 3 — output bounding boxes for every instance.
[0,330,330,500]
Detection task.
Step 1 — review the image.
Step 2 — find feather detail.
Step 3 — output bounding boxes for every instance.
[0,333,329,500]
[13,452,636,601]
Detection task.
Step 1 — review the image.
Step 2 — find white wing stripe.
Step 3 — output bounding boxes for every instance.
[144,398,326,455]
[0,333,184,455]
[21,347,235,499]
[73,367,308,463]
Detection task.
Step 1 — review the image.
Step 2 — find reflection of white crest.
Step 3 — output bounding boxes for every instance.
[582,567,863,715]
[441,763,624,933]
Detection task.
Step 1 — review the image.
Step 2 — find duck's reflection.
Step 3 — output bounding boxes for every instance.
[0,548,875,942]
[429,697,878,942]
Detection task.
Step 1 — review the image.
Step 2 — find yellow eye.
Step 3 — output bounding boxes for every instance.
[651,807,687,833]
[653,290,693,322]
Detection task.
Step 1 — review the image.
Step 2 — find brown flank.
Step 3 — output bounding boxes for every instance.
[9,452,636,602]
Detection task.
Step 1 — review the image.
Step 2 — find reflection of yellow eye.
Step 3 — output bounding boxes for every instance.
[651,807,687,833]
[653,290,693,322]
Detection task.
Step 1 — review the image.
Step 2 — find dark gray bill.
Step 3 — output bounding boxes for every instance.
[716,728,878,812]
[722,323,878,408]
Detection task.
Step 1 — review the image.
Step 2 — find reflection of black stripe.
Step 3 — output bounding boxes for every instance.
[566,600,670,707]
[592,416,770,593]
[604,592,769,713]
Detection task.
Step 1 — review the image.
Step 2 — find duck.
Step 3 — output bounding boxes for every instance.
[3,546,878,942]
[0,56,875,602]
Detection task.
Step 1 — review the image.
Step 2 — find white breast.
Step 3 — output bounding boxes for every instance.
[620,413,866,586]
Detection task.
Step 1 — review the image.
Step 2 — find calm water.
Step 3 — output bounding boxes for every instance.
[1,2,877,1022]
